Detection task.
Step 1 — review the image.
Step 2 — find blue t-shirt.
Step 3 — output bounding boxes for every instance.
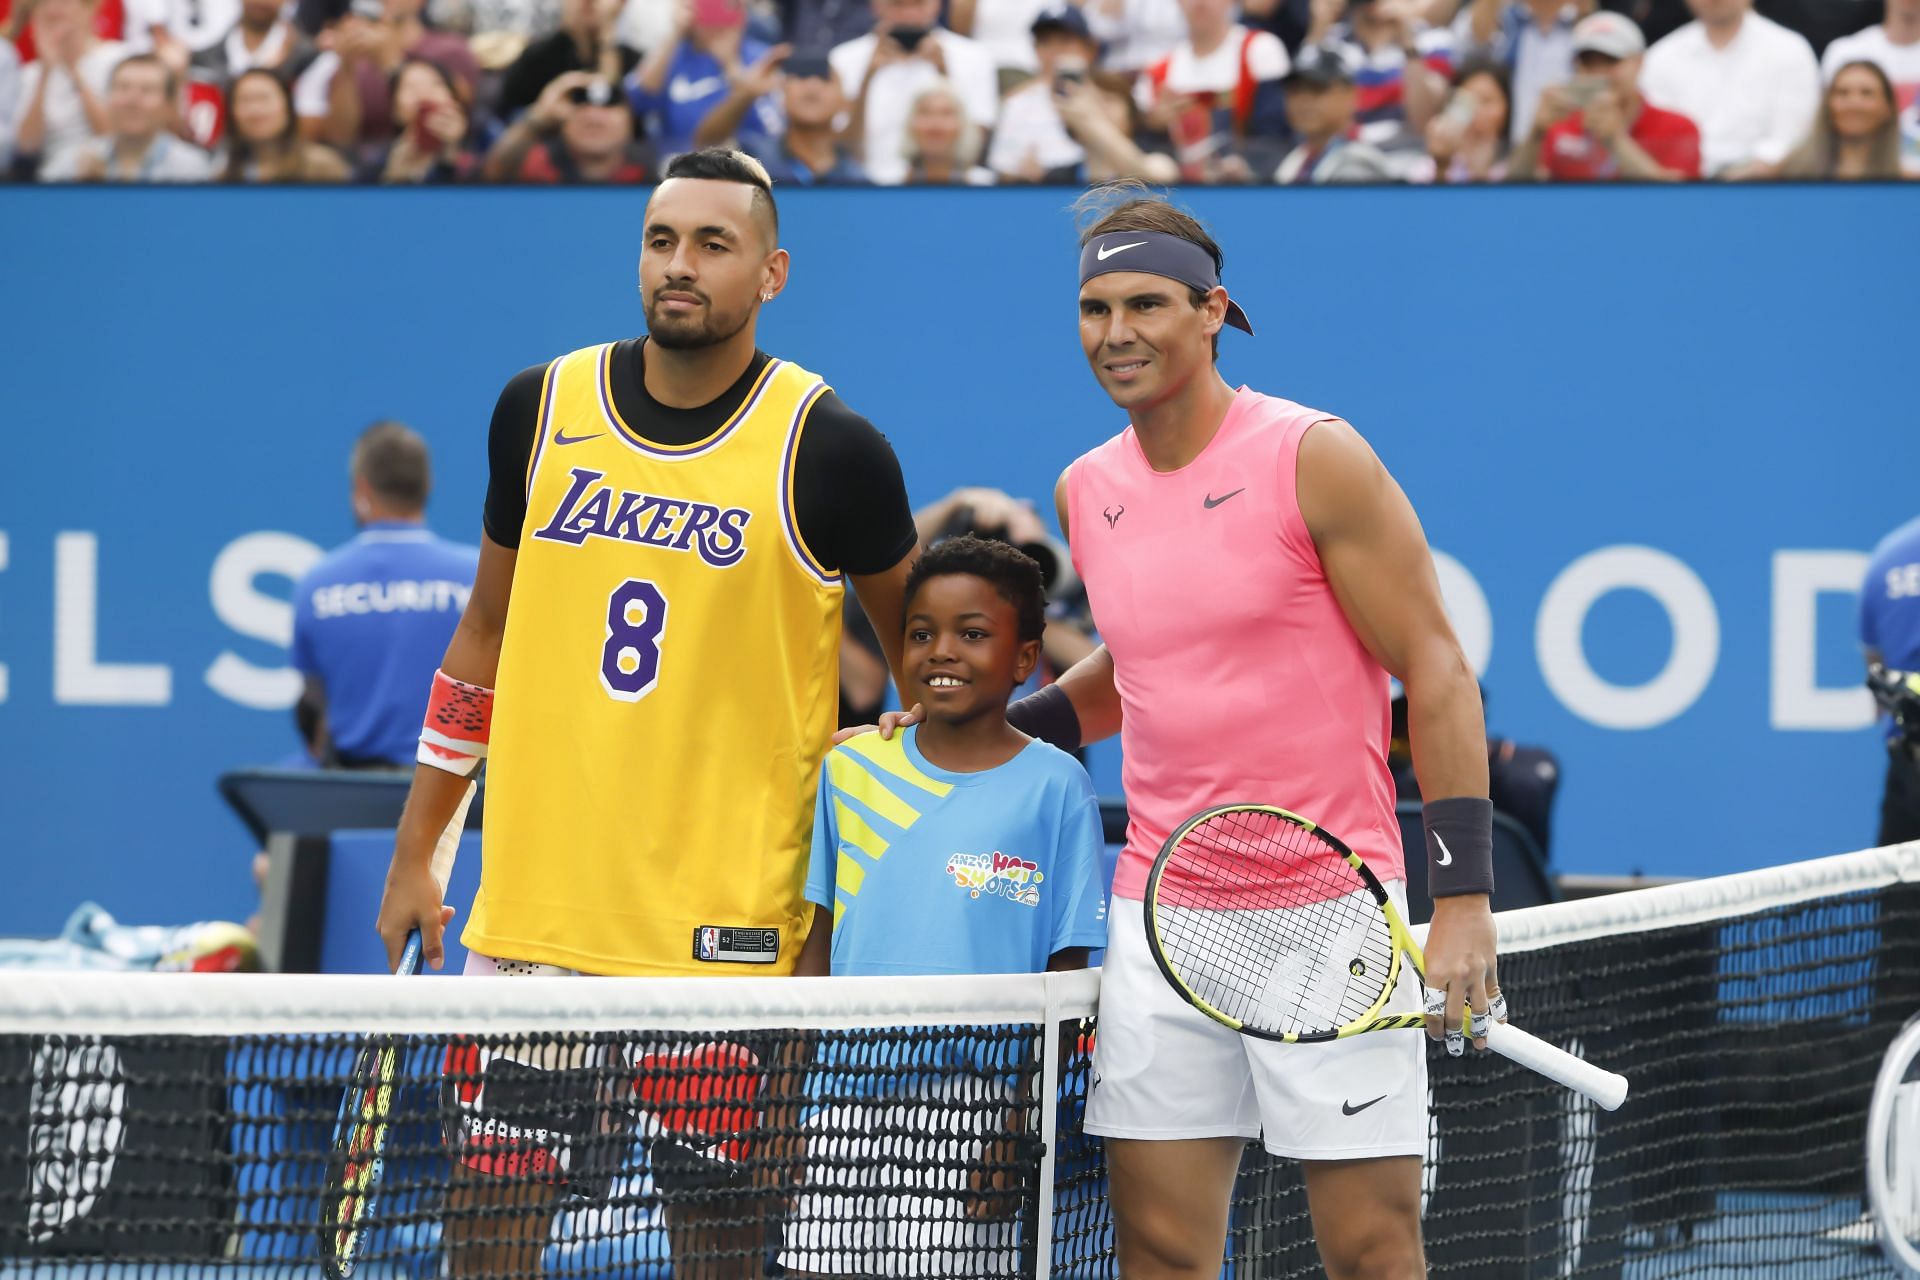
[289,523,478,765]
[806,726,1109,977]
[1862,513,1920,743]
[625,41,783,158]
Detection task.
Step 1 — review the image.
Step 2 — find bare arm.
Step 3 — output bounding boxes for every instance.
[850,549,917,702]
[1295,419,1495,1043]
[14,66,51,158]
[632,6,690,96]
[1466,0,1500,48]
[1049,468,1124,744]
[322,51,364,149]
[375,534,516,970]
[794,903,830,975]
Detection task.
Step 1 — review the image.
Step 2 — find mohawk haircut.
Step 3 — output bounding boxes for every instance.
[904,535,1048,644]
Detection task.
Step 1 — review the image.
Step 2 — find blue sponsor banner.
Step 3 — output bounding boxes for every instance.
[0,185,1910,936]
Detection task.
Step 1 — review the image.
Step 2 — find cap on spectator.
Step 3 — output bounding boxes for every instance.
[1283,43,1355,87]
[1031,4,1093,41]
[785,53,835,79]
[1571,11,1645,59]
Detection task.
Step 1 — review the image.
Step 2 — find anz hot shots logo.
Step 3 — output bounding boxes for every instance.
[945,850,1043,907]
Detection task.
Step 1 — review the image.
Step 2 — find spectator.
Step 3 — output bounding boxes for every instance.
[188,0,329,125]
[777,0,877,61]
[1776,59,1905,179]
[0,36,19,171]
[1420,55,1510,179]
[41,52,215,177]
[1085,0,1187,73]
[901,76,994,180]
[1638,0,1817,177]
[220,64,350,177]
[1512,11,1698,179]
[9,0,126,178]
[1822,0,1920,104]
[1308,0,1452,145]
[358,53,474,179]
[290,422,478,770]
[483,67,654,178]
[1452,0,1584,143]
[740,53,869,181]
[986,4,1098,181]
[495,0,633,123]
[948,0,1052,80]
[1054,71,1182,180]
[830,0,998,185]
[627,0,784,160]
[1820,0,1920,175]
[317,0,477,159]
[1861,513,1920,844]
[1274,41,1402,179]
[1135,0,1291,180]
[425,0,558,46]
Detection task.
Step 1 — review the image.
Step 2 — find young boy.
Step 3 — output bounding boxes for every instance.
[780,535,1110,1277]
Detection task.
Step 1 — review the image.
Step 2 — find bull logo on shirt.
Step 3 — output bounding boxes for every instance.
[945,850,1043,907]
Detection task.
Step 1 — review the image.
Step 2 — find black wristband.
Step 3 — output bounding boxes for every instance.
[1423,796,1494,898]
[1006,683,1081,752]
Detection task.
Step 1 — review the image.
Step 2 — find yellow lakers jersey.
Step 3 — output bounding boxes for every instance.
[463,344,845,975]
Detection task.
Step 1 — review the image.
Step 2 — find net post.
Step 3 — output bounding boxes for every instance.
[1035,975,1063,1280]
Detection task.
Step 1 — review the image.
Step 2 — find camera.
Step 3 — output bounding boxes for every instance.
[566,79,617,106]
[934,504,1080,601]
[891,24,930,51]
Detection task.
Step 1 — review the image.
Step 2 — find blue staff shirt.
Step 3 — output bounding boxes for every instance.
[1862,514,1920,743]
[289,522,478,765]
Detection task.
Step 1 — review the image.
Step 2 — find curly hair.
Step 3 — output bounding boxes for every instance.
[904,535,1047,644]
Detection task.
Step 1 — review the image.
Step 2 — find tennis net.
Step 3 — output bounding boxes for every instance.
[1,840,1916,1278]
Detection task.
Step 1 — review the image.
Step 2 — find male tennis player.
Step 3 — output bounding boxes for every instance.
[1060,187,1498,1279]
[374,148,919,1277]
[863,185,1501,1276]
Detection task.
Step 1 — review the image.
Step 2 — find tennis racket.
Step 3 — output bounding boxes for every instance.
[319,780,476,1279]
[1143,803,1629,1111]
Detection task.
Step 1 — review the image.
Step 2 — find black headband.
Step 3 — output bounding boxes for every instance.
[1077,230,1255,335]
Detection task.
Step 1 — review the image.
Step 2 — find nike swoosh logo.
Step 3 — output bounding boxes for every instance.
[1203,488,1245,509]
[552,428,604,447]
[1096,240,1148,261]
[1434,831,1454,867]
[668,75,726,104]
[1342,1095,1387,1116]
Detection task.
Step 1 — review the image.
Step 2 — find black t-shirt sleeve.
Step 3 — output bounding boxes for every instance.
[482,362,552,549]
[791,390,918,577]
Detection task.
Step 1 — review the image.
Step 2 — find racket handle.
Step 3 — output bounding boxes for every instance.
[396,929,425,977]
[1486,1020,1629,1111]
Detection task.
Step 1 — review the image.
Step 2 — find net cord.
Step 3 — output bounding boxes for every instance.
[1412,839,1920,954]
[0,966,1104,1037]
[4,843,1914,1036]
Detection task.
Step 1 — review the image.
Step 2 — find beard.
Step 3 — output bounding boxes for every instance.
[644,293,753,350]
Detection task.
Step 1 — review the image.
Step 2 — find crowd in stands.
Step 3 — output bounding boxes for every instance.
[3,0,1914,181]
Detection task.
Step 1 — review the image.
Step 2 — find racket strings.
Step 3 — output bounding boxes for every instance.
[1155,810,1396,1038]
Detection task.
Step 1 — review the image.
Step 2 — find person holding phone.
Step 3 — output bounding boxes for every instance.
[1509,11,1700,180]
[828,0,998,183]
[626,0,786,157]
[986,4,1101,180]
[365,54,473,180]
[1420,56,1511,180]
[482,66,655,181]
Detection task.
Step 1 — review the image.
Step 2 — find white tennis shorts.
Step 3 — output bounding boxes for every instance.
[1083,885,1427,1161]
[777,1079,1021,1278]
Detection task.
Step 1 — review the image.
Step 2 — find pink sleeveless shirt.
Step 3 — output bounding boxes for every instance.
[1067,388,1401,900]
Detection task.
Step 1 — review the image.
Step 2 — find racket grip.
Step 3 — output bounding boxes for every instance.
[396,929,425,977]
[1486,1020,1629,1111]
